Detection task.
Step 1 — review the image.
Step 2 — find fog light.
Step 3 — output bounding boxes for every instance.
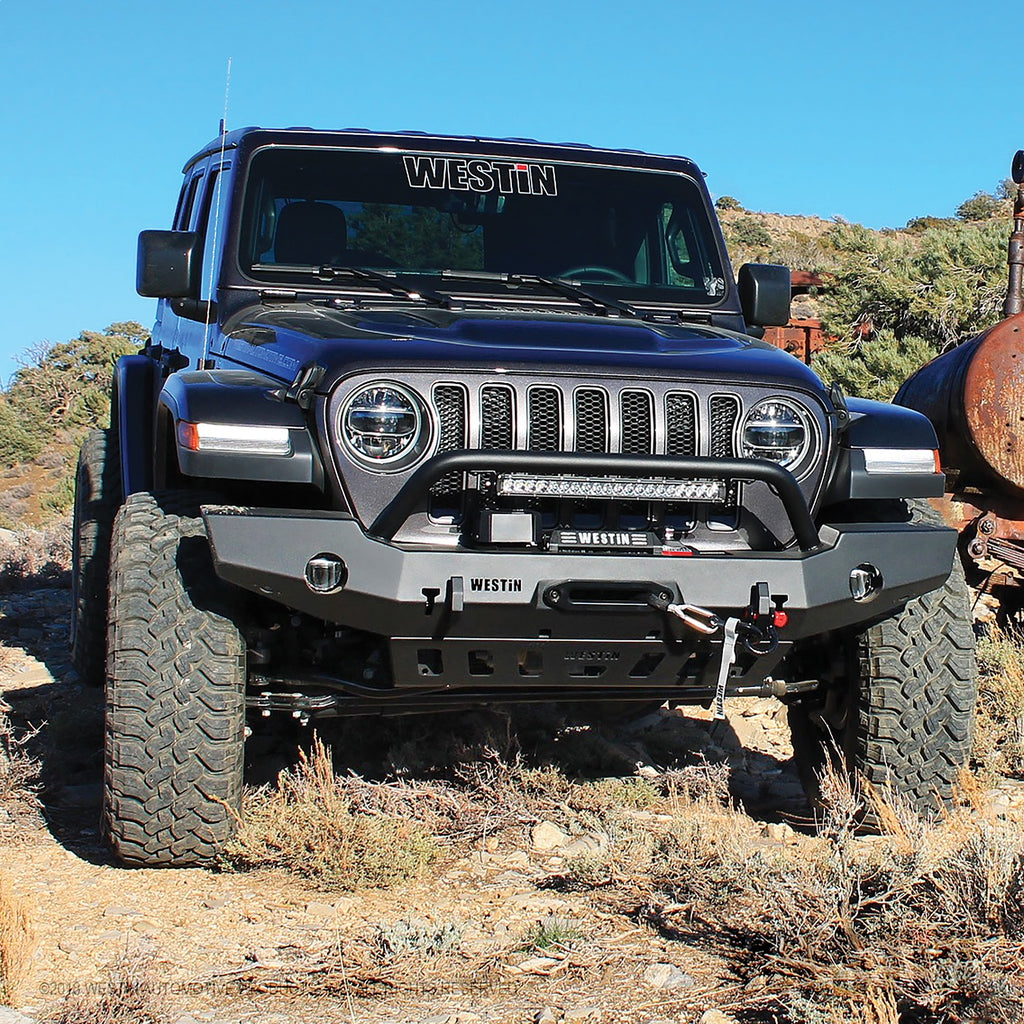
[849,563,882,602]
[305,553,347,593]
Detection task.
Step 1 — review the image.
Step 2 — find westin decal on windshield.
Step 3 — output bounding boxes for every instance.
[403,156,558,196]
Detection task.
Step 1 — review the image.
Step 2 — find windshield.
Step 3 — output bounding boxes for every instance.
[239,147,728,305]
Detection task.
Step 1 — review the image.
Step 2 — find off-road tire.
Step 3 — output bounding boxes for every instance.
[70,428,121,685]
[104,491,245,866]
[789,499,978,816]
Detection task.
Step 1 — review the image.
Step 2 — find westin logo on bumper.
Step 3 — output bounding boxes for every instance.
[403,156,558,196]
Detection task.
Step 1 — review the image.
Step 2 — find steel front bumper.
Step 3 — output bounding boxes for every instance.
[203,505,956,688]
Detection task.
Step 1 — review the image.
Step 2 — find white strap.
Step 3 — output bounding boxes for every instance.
[713,616,740,721]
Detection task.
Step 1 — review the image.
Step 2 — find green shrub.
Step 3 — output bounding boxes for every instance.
[715,195,743,211]
[812,332,939,403]
[957,190,1007,222]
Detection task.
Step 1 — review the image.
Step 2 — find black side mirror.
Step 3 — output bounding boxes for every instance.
[137,230,199,298]
[738,263,791,327]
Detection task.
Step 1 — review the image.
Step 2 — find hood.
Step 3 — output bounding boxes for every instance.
[221,305,825,393]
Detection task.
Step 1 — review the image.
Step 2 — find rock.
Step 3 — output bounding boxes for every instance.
[563,1008,601,1022]
[760,822,794,842]
[304,901,336,917]
[0,1007,35,1024]
[535,1009,559,1024]
[515,956,562,975]
[642,962,695,990]
[561,833,609,858]
[102,904,139,917]
[499,850,532,869]
[700,1011,737,1024]
[531,821,569,852]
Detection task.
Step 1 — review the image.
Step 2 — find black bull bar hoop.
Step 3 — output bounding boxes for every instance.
[368,449,821,551]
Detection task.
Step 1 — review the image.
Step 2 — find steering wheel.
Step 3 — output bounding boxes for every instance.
[558,265,632,283]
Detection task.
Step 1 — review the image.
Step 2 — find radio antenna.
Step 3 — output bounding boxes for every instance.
[202,57,233,366]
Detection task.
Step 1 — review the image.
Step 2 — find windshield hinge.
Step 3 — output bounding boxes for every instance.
[276,363,326,410]
[260,289,298,303]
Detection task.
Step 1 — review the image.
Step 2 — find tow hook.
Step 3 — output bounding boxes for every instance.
[646,587,779,655]
[652,598,722,635]
[647,582,785,720]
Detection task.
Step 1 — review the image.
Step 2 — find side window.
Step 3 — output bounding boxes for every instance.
[195,166,231,301]
[171,180,188,229]
[173,172,204,231]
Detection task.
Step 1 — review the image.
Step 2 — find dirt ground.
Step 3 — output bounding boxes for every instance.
[2,582,1022,1024]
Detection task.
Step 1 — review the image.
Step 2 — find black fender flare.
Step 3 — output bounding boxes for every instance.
[822,397,943,504]
[113,354,158,496]
[158,369,325,488]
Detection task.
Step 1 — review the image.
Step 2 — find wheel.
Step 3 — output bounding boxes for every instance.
[104,491,246,866]
[558,265,633,283]
[70,428,121,686]
[788,500,978,816]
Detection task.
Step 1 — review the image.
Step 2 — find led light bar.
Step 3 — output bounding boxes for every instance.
[178,422,293,456]
[497,474,728,502]
[862,448,939,475]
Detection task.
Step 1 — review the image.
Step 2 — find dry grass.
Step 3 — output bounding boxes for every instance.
[975,624,1024,778]
[0,874,35,1005]
[226,735,440,889]
[0,521,71,586]
[220,732,1024,1021]
[43,951,166,1024]
[0,698,39,806]
[635,764,1024,1023]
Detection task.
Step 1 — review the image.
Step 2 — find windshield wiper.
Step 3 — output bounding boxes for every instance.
[439,269,641,319]
[315,265,451,308]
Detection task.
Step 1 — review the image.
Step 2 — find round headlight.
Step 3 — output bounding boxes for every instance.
[741,398,809,469]
[340,383,426,466]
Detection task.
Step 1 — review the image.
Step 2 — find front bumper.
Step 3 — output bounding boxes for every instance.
[204,506,956,690]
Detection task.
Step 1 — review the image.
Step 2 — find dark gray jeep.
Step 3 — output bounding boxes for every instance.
[72,127,977,865]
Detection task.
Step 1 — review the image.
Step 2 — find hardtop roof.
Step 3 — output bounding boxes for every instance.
[182,126,704,177]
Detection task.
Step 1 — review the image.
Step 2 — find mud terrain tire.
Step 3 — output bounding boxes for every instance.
[789,500,977,816]
[70,428,121,685]
[104,491,245,866]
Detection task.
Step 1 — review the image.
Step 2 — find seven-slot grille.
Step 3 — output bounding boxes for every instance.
[429,383,735,459]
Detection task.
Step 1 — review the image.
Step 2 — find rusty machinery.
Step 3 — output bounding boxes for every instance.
[895,150,1024,609]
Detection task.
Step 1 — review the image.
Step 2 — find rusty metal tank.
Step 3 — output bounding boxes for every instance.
[895,312,1024,497]
[895,150,1024,595]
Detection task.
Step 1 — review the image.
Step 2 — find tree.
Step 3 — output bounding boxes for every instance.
[956,190,1004,222]
[715,195,743,211]
[1,322,148,467]
[812,218,1007,399]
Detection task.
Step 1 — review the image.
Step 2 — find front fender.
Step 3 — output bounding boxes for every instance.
[114,354,157,496]
[822,397,944,504]
[159,369,325,488]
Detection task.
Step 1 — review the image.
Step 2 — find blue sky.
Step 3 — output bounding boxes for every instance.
[1,0,1019,383]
